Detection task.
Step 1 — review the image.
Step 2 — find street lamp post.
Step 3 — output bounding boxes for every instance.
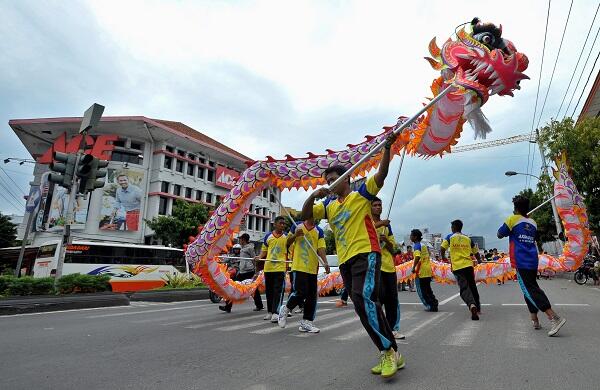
[504,171,564,249]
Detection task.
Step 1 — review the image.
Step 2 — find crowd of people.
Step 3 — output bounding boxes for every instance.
[214,131,569,380]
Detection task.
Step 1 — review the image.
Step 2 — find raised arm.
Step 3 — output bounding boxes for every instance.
[301,187,329,220]
[374,132,398,188]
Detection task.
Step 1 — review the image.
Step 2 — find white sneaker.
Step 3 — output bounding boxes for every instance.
[278,306,290,328]
[298,320,320,333]
[270,313,278,323]
[393,331,406,340]
[294,307,303,314]
[263,312,271,320]
[548,316,566,337]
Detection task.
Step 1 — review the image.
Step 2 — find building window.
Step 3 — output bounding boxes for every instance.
[188,154,196,161]
[111,150,143,165]
[196,191,203,201]
[113,138,126,148]
[164,156,172,169]
[159,197,168,215]
[177,150,186,157]
[130,141,143,151]
[262,189,268,198]
[198,157,205,164]
[187,163,195,176]
[205,193,213,204]
[176,160,183,173]
[255,217,260,231]
[173,184,181,196]
[185,187,192,199]
[197,167,205,180]
[247,216,253,231]
[166,146,174,153]
[161,181,170,193]
[207,169,214,182]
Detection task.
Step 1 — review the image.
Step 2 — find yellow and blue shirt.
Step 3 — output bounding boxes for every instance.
[313,176,381,265]
[288,222,326,275]
[441,233,476,271]
[377,225,396,273]
[413,241,432,278]
[261,231,288,272]
[497,214,539,270]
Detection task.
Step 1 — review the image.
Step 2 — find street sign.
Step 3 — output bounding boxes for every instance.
[25,187,41,212]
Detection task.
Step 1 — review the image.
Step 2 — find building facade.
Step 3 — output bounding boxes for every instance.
[9,116,280,246]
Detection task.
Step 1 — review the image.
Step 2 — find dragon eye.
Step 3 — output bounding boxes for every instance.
[482,35,492,44]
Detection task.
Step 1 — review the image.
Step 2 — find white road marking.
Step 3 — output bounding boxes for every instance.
[441,321,481,347]
[332,327,367,341]
[252,310,353,335]
[184,309,334,329]
[460,303,492,306]
[86,303,211,319]
[507,316,539,350]
[554,303,589,306]
[404,312,453,338]
[292,317,358,338]
[0,304,132,318]
[130,306,215,323]
[439,282,482,305]
[502,304,527,306]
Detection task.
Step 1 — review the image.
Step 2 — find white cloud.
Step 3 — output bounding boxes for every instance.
[390,183,512,249]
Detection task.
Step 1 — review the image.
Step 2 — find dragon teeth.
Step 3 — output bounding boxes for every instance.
[486,64,494,74]
[474,62,487,73]
[490,70,499,80]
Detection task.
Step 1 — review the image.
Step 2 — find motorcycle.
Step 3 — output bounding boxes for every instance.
[573,255,597,285]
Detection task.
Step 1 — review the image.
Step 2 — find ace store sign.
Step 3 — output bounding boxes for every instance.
[37,132,118,163]
[216,166,240,189]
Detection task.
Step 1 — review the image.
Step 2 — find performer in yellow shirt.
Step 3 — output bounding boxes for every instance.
[441,220,481,320]
[371,197,404,340]
[301,131,404,379]
[257,216,288,323]
[410,229,438,312]
[278,218,330,333]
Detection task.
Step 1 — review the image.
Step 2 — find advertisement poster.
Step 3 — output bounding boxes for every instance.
[98,169,144,232]
[34,172,89,232]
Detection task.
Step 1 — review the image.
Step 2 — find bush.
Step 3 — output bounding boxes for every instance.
[160,273,206,289]
[0,275,55,296]
[56,273,111,294]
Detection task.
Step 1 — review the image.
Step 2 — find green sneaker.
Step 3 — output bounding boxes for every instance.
[380,349,398,378]
[397,353,406,369]
[370,353,384,375]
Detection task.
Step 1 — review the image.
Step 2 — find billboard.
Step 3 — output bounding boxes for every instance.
[98,169,144,232]
[34,172,90,232]
[215,166,240,189]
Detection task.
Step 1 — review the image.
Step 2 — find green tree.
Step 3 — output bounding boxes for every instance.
[538,117,600,235]
[324,229,336,255]
[0,213,17,248]
[146,200,209,247]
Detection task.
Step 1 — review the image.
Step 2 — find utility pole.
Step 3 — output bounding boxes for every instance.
[536,129,564,252]
[52,103,105,282]
[15,186,41,276]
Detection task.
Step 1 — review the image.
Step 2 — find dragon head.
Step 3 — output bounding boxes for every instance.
[426,18,529,105]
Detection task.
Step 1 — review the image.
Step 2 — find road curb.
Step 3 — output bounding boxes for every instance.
[129,288,210,302]
[0,293,130,315]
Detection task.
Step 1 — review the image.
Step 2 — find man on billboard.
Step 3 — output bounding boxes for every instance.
[112,173,142,231]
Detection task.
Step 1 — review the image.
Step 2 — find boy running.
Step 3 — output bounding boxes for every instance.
[441,220,481,320]
[278,219,330,333]
[410,229,438,312]
[371,197,405,340]
[301,132,404,379]
[497,195,567,336]
[257,216,288,323]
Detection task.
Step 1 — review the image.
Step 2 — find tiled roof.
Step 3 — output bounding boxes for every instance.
[152,119,252,162]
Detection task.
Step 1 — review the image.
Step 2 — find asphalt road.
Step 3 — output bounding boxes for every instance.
[1,278,599,390]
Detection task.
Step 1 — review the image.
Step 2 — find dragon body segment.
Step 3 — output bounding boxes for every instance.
[185,20,585,301]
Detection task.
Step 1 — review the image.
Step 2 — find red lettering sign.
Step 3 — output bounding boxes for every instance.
[215,166,240,189]
[38,132,118,164]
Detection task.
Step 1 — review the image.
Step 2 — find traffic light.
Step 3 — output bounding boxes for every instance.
[77,154,109,194]
[48,152,77,189]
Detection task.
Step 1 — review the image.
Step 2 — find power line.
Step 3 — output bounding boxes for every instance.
[525,0,552,190]
[534,0,573,131]
[563,22,600,119]
[0,182,25,213]
[571,45,600,117]
[555,3,600,118]
[0,174,25,208]
[0,166,27,196]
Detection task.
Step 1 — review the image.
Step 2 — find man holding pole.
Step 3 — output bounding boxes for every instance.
[256,216,288,323]
[278,218,330,333]
[497,194,566,336]
[301,131,404,379]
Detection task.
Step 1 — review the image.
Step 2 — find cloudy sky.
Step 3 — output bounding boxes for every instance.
[1,0,599,250]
